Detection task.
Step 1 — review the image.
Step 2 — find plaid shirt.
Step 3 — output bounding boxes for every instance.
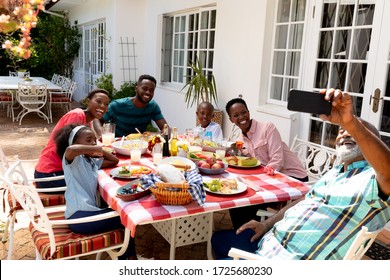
[256,160,390,259]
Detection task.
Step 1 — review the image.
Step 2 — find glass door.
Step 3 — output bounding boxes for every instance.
[303,0,390,147]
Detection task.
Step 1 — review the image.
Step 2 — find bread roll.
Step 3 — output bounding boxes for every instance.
[157,164,185,183]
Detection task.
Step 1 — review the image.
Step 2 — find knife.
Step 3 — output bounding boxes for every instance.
[236,176,263,192]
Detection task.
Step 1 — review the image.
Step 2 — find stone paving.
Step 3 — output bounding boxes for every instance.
[0,103,234,260]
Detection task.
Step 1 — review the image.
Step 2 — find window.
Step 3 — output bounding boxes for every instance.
[269,0,307,102]
[161,7,217,85]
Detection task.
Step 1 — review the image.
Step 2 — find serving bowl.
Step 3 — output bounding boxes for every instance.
[198,162,228,175]
[111,140,148,155]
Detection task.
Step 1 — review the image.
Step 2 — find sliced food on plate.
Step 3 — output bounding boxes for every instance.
[224,156,260,168]
[203,178,246,195]
[110,165,153,179]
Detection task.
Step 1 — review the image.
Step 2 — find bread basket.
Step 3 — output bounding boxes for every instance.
[150,182,193,205]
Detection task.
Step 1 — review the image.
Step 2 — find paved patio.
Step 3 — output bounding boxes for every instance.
[0,102,233,260]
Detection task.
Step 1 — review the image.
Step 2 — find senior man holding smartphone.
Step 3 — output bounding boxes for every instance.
[212,88,390,260]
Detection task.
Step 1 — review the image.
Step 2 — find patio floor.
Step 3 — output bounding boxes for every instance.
[0,102,233,260]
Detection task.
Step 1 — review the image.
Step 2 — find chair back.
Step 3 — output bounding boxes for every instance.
[51,74,59,84]
[290,135,337,184]
[17,83,48,109]
[344,226,382,260]
[67,81,77,99]
[9,71,17,77]
[4,160,57,255]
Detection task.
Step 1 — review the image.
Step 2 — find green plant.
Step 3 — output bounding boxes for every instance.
[95,73,115,99]
[181,57,218,108]
[113,82,136,100]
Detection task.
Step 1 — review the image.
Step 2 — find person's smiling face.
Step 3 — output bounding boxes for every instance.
[135,79,156,104]
[228,103,251,132]
[86,92,110,119]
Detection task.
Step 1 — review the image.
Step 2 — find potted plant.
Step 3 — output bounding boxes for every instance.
[181,57,218,108]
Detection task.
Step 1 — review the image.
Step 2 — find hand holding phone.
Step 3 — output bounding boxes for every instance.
[287,89,332,115]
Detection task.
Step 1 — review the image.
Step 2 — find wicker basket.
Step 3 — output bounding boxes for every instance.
[150,182,193,205]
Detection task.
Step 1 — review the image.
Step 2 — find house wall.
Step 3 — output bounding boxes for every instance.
[65,0,299,145]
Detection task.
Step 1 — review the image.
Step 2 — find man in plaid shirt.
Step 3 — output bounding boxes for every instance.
[212,89,390,259]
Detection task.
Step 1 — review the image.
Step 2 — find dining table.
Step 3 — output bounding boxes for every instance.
[0,76,62,91]
[98,153,310,260]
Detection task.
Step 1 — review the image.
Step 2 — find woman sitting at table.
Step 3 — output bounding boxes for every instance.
[54,124,137,260]
[225,98,308,229]
[34,88,110,188]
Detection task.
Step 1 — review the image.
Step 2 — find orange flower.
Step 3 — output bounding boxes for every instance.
[235,140,244,150]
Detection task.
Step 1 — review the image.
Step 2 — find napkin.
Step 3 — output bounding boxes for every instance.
[139,169,206,206]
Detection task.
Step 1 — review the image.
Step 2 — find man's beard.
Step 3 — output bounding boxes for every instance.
[336,144,362,162]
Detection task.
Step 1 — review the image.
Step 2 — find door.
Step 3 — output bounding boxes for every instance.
[83,22,106,94]
[302,0,390,147]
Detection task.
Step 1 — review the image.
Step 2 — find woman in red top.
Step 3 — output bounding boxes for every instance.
[34,88,110,188]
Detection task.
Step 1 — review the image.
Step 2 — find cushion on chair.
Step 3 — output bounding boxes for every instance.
[0,95,12,101]
[30,211,125,260]
[51,96,71,103]
[7,192,65,210]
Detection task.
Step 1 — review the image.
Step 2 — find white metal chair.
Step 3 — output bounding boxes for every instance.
[8,71,17,77]
[0,90,17,121]
[0,145,66,259]
[47,81,77,123]
[344,226,382,260]
[227,124,241,142]
[228,226,381,260]
[15,83,50,125]
[50,73,59,85]
[4,160,131,260]
[290,135,337,185]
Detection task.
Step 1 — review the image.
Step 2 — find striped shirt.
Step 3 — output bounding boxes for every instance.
[256,160,390,259]
[103,98,164,137]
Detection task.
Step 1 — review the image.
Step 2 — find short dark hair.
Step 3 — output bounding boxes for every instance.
[197,101,214,112]
[87,88,110,99]
[137,74,157,86]
[225,98,248,116]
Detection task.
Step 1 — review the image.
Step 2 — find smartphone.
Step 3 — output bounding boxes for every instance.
[287,89,332,115]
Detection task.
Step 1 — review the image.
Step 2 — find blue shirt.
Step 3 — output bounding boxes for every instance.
[196,121,223,142]
[256,160,390,259]
[103,98,164,137]
[63,155,103,218]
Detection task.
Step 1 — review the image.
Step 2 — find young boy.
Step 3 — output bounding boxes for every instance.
[195,101,223,143]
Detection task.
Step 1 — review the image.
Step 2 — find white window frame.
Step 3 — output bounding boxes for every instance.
[160,6,217,87]
[267,0,309,105]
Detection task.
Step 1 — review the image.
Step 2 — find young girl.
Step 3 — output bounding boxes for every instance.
[54,124,136,260]
[34,88,111,188]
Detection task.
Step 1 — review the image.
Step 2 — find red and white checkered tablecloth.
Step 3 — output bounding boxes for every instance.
[98,157,310,237]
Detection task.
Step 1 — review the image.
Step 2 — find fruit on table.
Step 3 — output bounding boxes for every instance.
[198,157,224,169]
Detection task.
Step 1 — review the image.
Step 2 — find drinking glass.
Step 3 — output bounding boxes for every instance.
[215,149,226,159]
[186,128,194,145]
[152,143,163,165]
[102,123,116,146]
[130,139,142,163]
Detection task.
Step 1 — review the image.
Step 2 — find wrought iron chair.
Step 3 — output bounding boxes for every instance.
[0,145,66,259]
[15,83,50,125]
[4,160,131,260]
[47,81,77,123]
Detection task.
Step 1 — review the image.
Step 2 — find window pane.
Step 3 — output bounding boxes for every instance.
[318,31,333,59]
[291,0,306,21]
[330,62,347,89]
[286,51,300,76]
[322,3,336,28]
[284,78,298,101]
[356,4,375,26]
[273,51,286,75]
[174,50,178,65]
[333,29,351,59]
[289,23,303,49]
[348,63,367,93]
[201,11,209,29]
[208,51,214,68]
[271,77,283,100]
[174,34,179,48]
[209,31,215,49]
[351,28,371,60]
[188,32,194,49]
[277,0,291,23]
[200,31,208,49]
[210,10,217,28]
[180,16,186,31]
[275,25,288,48]
[189,14,195,31]
[179,50,185,66]
[179,33,185,49]
[315,61,330,88]
[338,3,354,27]
[175,17,180,32]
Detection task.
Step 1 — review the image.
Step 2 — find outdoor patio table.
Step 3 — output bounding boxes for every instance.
[0,76,62,91]
[98,155,310,259]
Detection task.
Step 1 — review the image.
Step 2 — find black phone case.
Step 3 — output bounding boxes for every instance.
[287,89,332,115]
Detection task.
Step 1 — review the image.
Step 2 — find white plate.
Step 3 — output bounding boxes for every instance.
[110,166,154,179]
[203,181,247,195]
[111,140,148,156]
[158,156,196,171]
[223,156,261,169]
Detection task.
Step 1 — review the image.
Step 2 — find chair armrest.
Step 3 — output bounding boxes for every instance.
[50,210,120,226]
[228,248,265,260]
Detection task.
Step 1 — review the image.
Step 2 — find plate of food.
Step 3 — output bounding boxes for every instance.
[110,165,154,179]
[203,178,247,195]
[158,156,196,171]
[187,151,214,162]
[116,179,151,201]
[111,140,148,155]
[223,156,261,168]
